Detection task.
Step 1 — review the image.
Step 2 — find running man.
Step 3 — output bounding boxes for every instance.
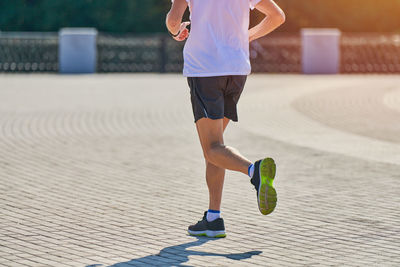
[166,0,285,238]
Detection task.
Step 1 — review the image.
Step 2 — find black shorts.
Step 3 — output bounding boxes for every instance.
[187,75,247,123]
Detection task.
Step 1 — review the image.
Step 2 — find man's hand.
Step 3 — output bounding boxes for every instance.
[166,0,188,40]
[173,21,190,41]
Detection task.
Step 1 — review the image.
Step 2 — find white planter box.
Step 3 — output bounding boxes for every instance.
[59,28,97,74]
[302,28,341,74]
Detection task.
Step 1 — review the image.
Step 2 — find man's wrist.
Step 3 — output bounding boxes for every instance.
[168,29,180,38]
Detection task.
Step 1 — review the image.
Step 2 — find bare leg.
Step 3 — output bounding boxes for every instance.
[205,118,229,211]
[206,161,225,211]
[196,118,252,175]
[196,117,252,211]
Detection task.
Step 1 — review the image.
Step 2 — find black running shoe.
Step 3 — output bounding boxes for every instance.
[250,158,277,215]
[188,211,226,238]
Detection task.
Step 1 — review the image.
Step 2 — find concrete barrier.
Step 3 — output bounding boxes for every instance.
[59,28,97,74]
[302,28,341,74]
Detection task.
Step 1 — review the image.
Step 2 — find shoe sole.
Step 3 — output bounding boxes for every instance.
[258,158,277,215]
[187,230,226,238]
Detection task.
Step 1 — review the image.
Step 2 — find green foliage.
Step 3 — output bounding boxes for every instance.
[275,0,400,32]
[0,0,171,32]
[0,0,399,33]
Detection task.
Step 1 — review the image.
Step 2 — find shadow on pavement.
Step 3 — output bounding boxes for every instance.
[86,236,262,267]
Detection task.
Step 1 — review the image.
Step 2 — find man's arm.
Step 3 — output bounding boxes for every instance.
[249,0,285,42]
[166,0,189,41]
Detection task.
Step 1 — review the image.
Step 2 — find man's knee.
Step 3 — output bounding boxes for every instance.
[203,142,224,162]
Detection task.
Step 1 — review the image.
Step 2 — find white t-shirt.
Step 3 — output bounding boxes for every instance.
[179,0,261,77]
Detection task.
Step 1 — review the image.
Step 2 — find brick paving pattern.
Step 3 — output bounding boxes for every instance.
[0,74,399,266]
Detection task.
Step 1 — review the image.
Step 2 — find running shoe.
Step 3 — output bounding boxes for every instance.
[250,158,277,215]
[188,211,226,238]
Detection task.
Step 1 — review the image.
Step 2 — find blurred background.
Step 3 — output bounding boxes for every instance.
[0,0,400,73]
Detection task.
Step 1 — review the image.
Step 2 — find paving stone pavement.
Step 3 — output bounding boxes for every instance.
[0,74,399,267]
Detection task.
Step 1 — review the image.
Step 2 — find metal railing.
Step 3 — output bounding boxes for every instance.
[0,32,399,73]
[341,33,400,73]
[0,32,58,72]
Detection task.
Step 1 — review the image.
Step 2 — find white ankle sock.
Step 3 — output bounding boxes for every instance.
[207,209,221,222]
[248,163,255,178]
